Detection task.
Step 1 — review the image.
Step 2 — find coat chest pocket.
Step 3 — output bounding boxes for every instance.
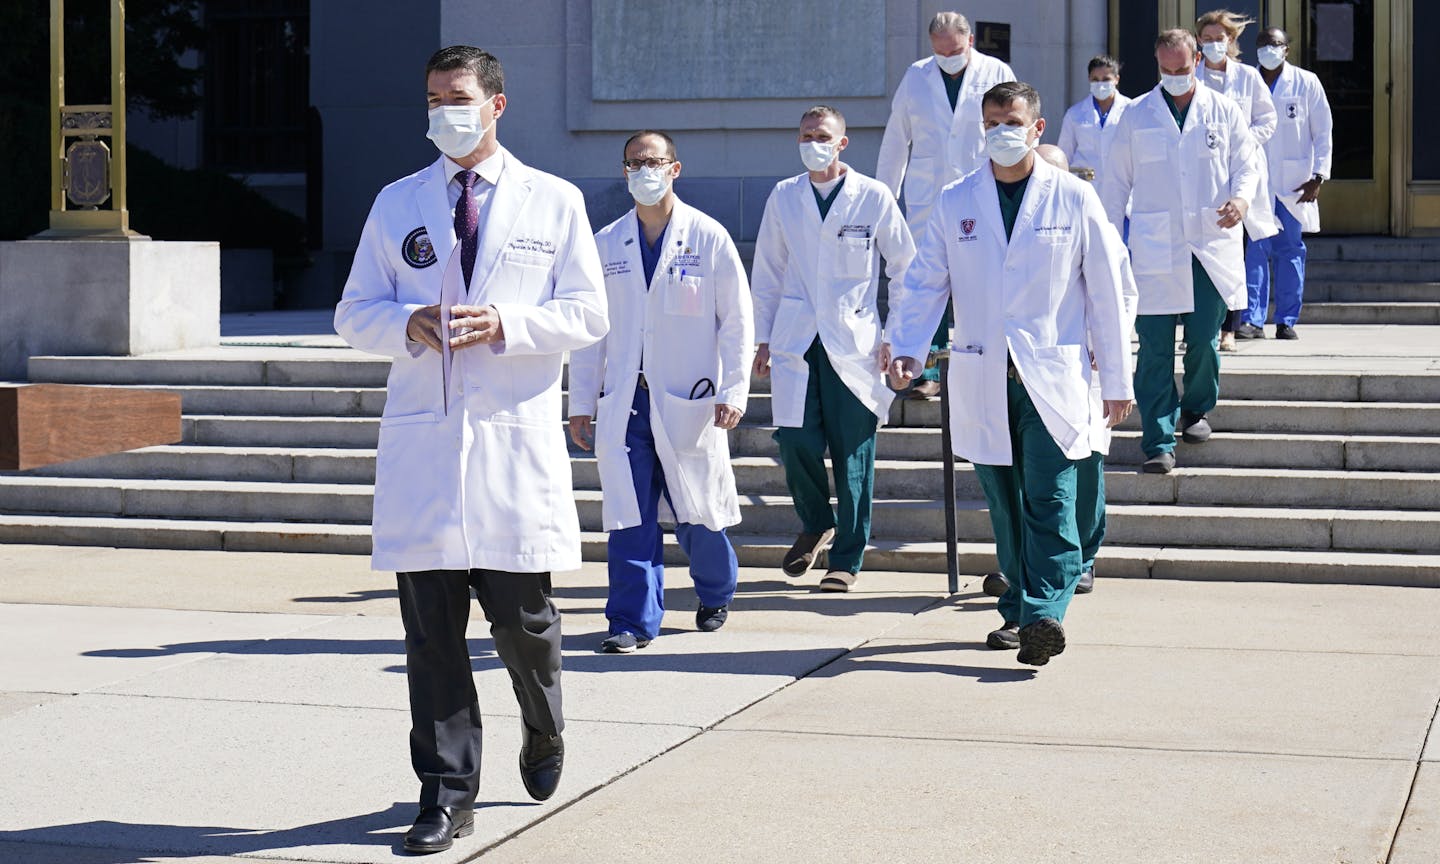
[664,274,706,317]
[837,236,873,279]
[1135,128,1170,164]
[489,251,553,304]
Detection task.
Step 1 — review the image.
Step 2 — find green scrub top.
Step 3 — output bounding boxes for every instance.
[1162,88,1191,129]
[812,176,846,221]
[996,175,1030,242]
[943,67,966,112]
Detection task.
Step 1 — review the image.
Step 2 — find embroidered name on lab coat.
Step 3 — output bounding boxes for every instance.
[508,237,556,256]
[1034,225,1073,238]
[603,260,632,277]
[673,253,704,268]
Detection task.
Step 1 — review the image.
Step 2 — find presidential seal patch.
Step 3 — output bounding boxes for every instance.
[402,227,437,269]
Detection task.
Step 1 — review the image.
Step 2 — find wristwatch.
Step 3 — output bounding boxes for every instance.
[1312,174,1326,184]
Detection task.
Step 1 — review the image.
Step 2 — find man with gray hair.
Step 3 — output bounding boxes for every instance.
[877,11,1015,398]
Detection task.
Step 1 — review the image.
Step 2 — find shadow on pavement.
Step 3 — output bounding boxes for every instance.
[0,799,534,862]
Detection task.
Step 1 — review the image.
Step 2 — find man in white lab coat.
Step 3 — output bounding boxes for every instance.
[1057,55,1133,183]
[333,46,607,854]
[568,130,753,654]
[889,81,1136,667]
[752,106,916,592]
[1244,26,1334,340]
[877,11,1016,398]
[1100,29,1261,475]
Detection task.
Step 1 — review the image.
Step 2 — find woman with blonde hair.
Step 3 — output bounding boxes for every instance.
[1196,8,1279,349]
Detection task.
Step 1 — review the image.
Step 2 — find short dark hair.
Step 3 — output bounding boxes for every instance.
[624,130,677,161]
[1088,54,1121,75]
[982,81,1042,122]
[800,105,846,131]
[425,46,504,97]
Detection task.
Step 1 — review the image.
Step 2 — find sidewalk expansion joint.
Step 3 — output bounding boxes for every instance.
[1383,691,1440,864]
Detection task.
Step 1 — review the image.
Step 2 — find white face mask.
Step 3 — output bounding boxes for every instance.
[1161,72,1195,97]
[985,123,1034,168]
[1258,45,1287,70]
[935,51,969,75]
[799,140,838,173]
[626,165,672,207]
[1090,80,1117,101]
[426,97,496,159]
[1201,40,1229,64]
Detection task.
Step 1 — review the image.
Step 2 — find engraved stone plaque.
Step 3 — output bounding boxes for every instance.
[591,0,886,101]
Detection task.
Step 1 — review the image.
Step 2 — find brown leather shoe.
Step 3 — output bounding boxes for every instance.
[906,379,942,400]
[782,528,834,576]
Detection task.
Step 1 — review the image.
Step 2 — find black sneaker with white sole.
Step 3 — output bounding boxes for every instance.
[696,605,729,632]
[599,632,650,653]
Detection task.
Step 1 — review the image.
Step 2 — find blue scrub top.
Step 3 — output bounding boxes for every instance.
[638,214,669,288]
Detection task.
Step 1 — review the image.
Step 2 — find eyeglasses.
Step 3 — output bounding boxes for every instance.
[623,157,675,171]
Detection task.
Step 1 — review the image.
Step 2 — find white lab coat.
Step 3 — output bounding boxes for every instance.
[1057,93,1133,174]
[751,167,916,428]
[1100,84,1261,315]
[1198,60,1280,239]
[1086,250,1138,456]
[335,149,608,574]
[889,158,1137,465]
[876,51,1017,230]
[568,199,754,532]
[1260,62,1334,233]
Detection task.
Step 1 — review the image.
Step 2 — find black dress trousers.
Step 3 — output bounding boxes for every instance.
[396,568,563,809]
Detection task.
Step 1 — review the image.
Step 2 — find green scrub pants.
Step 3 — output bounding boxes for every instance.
[1133,257,1228,458]
[1075,451,1105,574]
[774,337,878,574]
[973,375,1085,627]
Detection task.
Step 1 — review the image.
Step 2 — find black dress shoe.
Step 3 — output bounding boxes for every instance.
[987,621,1020,650]
[1075,567,1094,594]
[981,572,1010,597]
[404,806,473,854]
[1179,412,1211,444]
[520,726,564,801]
[1275,324,1299,340]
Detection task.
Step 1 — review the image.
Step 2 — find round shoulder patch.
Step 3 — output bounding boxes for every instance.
[402,227,437,268]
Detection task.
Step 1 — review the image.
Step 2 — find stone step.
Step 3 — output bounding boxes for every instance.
[163,397,1439,447]
[27,354,392,388]
[1299,302,1440,326]
[571,458,1440,509]
[5,466,1438,531]
[1305,259,1440,282]
[572,492,1440,553]
[0,513,1435,586]
[1304,281,1440,303]
[730,428,1440,472]
[20,421,1440,490]
[1305,237,1440,262]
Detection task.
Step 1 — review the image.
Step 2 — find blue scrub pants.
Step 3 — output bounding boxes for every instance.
[1244,198,1307,328]
[606,387,738,641]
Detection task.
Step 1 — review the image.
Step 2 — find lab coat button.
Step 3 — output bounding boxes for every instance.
[624,446,631,453]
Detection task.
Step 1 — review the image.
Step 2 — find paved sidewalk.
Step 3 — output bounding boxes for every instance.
[0,544,1437,863]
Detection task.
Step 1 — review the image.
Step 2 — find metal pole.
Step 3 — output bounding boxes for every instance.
[49,0,64,215]
[937,352,958,595]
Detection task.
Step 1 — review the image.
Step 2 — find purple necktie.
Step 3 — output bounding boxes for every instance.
[455,170,478,288]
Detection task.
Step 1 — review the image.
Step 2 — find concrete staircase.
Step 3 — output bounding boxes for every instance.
[1291,237,1440,325]
[2,238,1439,587]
